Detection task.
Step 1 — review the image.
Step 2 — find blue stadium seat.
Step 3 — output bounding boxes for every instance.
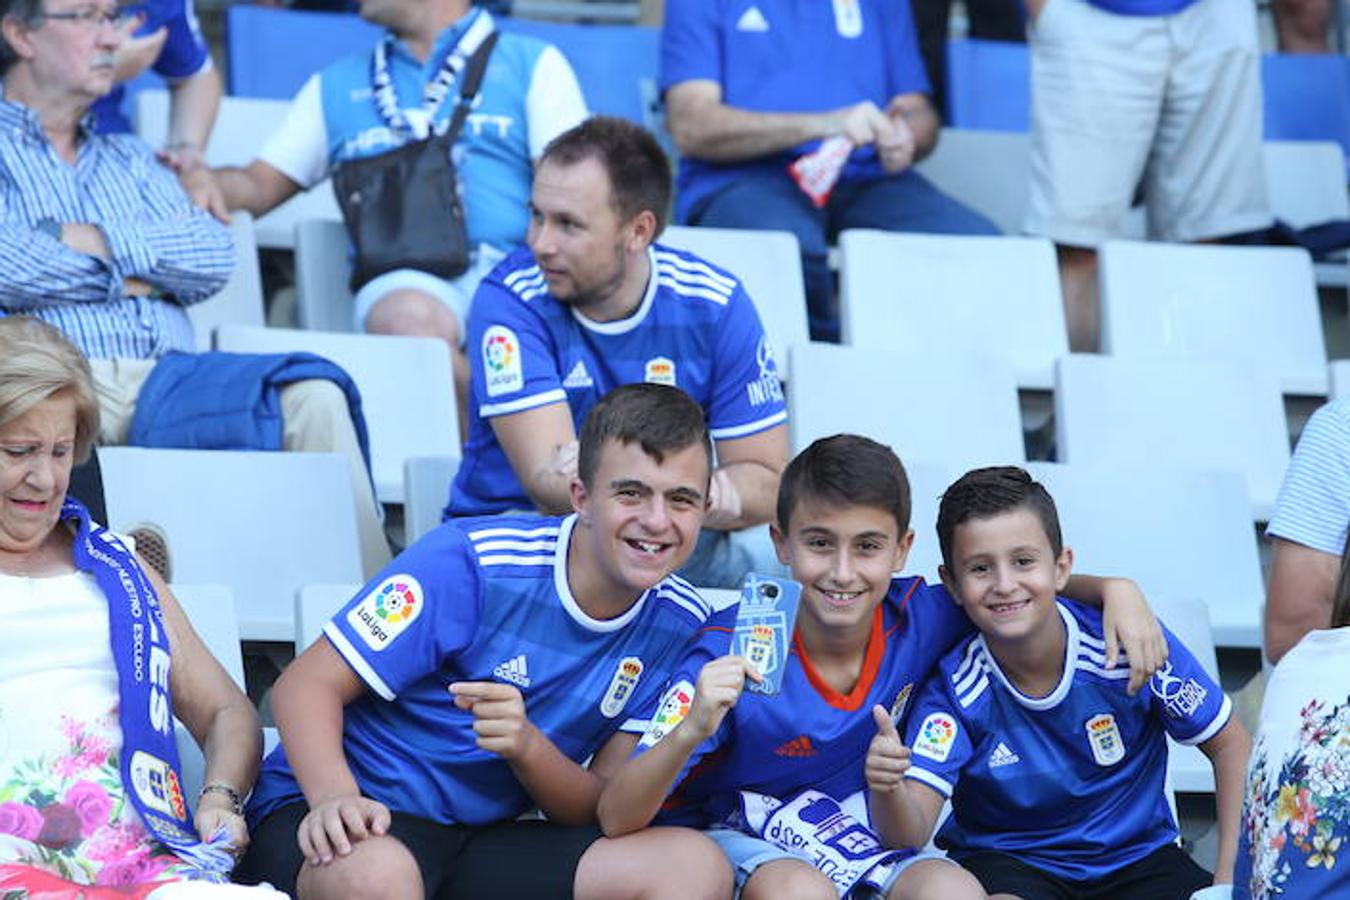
[225,5,660,127]
[1261,54,1350,174]
[943,38,1030,131]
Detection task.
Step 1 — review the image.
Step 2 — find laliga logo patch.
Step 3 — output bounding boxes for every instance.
[600,656,644,718]
[1085,713,1126,766]
[483,325,523,397]
[130,750,187,820]
[890,683,914,723]
[644,357,676,387]
[912,712,957,763]
[639,679,694,748]
[348,575,424,651]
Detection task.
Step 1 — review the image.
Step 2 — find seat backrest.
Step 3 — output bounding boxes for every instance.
[661,226,810,368]
[404,454,462,545]
[788,343,1026,473]
[170,583,246,688]
[943,38,1030,132]
[1099,240,1327,396]
[914,128,1032,236]
[898,457,953,584]
[134,89,344,249]
[1054,354,1291,520]
[838,230,1066,389]
[226,5,381,99]
[296,582,363,651]
[214,325,459,504]
[295,219,356,333]
[187,212,265,351]
[1331,360,1350,400]
[1261,54,1350,156]
[98,448,364,642]
[1263,140,1350,228]
[1026,461,1264,649]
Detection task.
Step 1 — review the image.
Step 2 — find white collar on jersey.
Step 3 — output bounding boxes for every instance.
[979,602,1078,712]
[570,246,660,337]
[553,512,652,632]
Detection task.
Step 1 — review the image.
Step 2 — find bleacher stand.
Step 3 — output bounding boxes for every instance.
[660,0,997,343]
[213,0,588,439]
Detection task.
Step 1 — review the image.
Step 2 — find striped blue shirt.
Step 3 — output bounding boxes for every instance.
[1267,399,1350,556]
[0,91,234,359]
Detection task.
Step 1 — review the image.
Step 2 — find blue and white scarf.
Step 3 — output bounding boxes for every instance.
[64,497,235,879]
[738,789,914,896]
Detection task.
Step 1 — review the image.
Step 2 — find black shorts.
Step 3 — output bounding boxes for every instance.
[236,801,602,899]
[957,844,1212,900]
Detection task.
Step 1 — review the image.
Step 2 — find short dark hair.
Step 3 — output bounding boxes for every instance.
[0,0,43,75]
[776,435,911,536]
[937,466,1063,570]
[577,383,712,487]
[540,116,672,235]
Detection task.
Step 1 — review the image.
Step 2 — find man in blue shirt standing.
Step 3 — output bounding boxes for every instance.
[661,0,998,342]
[447,116,789,589]
[215,0,586,437]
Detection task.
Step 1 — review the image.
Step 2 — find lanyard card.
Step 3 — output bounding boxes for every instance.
[734,574,802,696]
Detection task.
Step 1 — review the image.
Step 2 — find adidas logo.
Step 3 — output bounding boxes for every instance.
[563,359,593,389]
[773,735,817,757]
[989,741,1020,768]
[736,5,769,31]
[493,654,531,688]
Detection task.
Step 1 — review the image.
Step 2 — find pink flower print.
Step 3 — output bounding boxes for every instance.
[66,780,112,836]
[95,847,161,887]
[0,802,43,841]
[36,803,82,849]
[75,733,112,771]
[53,755,84,779]
[84,822,147,863]
[59,714,84,742]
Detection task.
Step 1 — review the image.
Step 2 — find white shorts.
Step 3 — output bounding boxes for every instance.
[351,243,507,341]
[1025,0,1271,246]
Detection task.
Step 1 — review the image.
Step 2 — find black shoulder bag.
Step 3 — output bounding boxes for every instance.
[333,27,500,292]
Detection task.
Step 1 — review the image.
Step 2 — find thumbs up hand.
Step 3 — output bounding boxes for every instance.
[865,704,912,794]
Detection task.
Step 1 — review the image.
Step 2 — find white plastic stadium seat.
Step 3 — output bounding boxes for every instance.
[215,325,460,505]
[187,212,265,351]
[134,90,343,249]
[899,458,953,585]
[1099,241,1326,396]
[296,583,363,651]
[1054,355,1291,521]
[661,225,811,371]
[838,230,1067,389]
[1331,360,1350,400]
[788,343,1025,475]
[169,583,244,802]
[1027,462,1265,649]
[404,455,462,545]
[99,448,364,642]
[913,128,1032,236]
[295,219,356,333]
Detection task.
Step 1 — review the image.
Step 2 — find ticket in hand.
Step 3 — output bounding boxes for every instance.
[734,574,802,696]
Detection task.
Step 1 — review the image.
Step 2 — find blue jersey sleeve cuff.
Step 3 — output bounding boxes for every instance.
[480,388,568,418]
[323,621,397,701]
[1176,694,1233,747]
[904,766,954,798]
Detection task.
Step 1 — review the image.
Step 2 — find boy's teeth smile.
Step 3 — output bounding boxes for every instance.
[820,588,863,606]
[626,539,666,555]
[990,599,1030,614]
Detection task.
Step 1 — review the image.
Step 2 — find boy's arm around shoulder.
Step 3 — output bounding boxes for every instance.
[1062,575,1168,694]
[865,705,945,849]
[270,638,391,865]
[1200,715,1253,885]
[597,655,760,837]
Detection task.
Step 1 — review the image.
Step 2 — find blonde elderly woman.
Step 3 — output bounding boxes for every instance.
[0,317,274,897]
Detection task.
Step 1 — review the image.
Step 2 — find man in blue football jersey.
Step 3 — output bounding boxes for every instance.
[597,436,1168,899]
[447,116,790,589]
[878,466,1251,898]
[236,384,734,900]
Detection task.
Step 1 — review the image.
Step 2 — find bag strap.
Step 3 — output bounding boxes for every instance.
[441,30,500,145]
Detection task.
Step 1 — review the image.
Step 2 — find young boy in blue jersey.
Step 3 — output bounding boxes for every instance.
[876,466,1252,899]
[236,384,735,900]
[598,436,1168,900]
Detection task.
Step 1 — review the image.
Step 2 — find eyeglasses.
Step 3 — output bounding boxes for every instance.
[37,6,130,28]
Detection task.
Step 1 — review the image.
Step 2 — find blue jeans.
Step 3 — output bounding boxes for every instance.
[689,168,999,342]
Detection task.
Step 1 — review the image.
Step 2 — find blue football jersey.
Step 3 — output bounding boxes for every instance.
[904,600,1231,881]
[631,577,972,828]
[447,243,788,516]
[248,514,736,826]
